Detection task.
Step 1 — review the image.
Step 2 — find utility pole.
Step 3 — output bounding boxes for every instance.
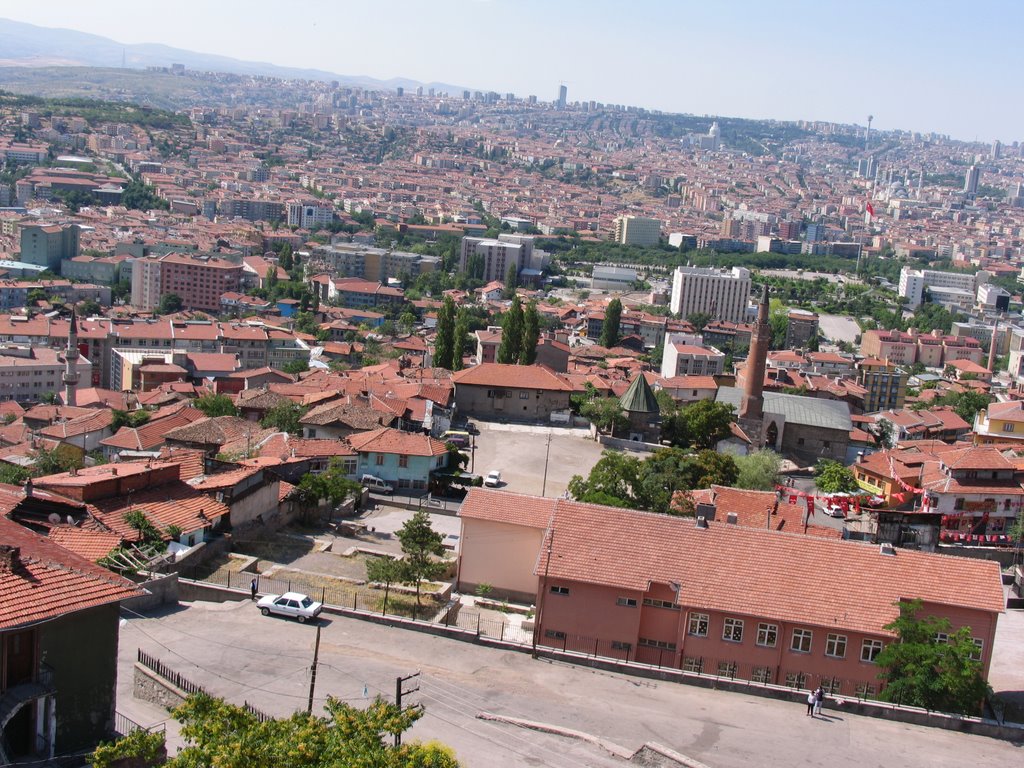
[306,625,321,714]
[540,431,552,497]
[394,671,420,747]
[532,529,554,658]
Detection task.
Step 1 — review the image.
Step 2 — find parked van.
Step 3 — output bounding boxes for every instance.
[360,474,394,494]
[441,430,471,449]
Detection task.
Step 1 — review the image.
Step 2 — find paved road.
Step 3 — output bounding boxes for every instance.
[118,601,1022,768]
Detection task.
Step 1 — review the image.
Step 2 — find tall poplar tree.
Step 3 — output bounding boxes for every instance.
[520,300,540,365]
[601,298,622,348]
[504,262,519,298]
[497,296,524,364]
[453,309,469,371]
[434,295,456,370]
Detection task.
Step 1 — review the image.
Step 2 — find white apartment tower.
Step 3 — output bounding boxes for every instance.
[459,234,535,283]
[613,216,662,246]
[670,266,752,324]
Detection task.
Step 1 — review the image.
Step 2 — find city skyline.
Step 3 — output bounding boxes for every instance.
[1,0,1021,143]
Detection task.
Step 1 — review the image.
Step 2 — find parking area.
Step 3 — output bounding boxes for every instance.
[466,420,606,497]
[118,600,1024,768]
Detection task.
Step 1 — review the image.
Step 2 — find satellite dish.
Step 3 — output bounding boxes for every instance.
[67,516,74,525]
[48,513,61,524]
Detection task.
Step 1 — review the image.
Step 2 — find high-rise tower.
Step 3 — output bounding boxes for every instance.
[557,84,567,109]
[62,308,80,407]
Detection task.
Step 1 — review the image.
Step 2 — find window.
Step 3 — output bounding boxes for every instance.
[752,666,773,684]
[821,678,842,695]
[933,632,949,644]
[398,454,409,468]
[544,629,566,640]
[791,629,813,653]
[687,613,709,637]
[756,623,778,648]
[683,657,703,673]
[825,634,847,659]
[375,455,384,466]
[861,639,883,663]
[971,638,984,661]
[722,618,744,643]
[611,641,632,651]
[716,661,737,678]
[642,598,679,610]
[549,585,569,595]
[638,638,676,650]
[616,597,638,607]
[954,497,964,510]
[785,672,806,689]
[519,391,529,399]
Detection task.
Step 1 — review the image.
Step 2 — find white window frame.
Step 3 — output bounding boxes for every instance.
[861,639,883,663]
[790,628,813,654]
[756,623,778,648]
[722,618,744,643]
[687,612,709,637]
[825,633,847,659]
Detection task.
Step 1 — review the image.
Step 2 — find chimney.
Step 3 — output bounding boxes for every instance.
[695,502,717,521]
[726,512,738,525]
[0,545,19,572]
[695,516,708,529]
[23,478,33,497]
[111,467,118,476]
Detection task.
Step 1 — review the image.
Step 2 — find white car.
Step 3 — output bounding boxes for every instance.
[257,592,323,623]
[484,470,502,488]
[360,474,394,494]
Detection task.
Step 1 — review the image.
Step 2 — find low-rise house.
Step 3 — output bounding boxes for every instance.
[452,363,573,420]
[0,518,142,764]
[873,407,971,444]
[346,427,449,492]
[457,489,1003,698]
[162,415,276,459]
[973,400,1024,446]
[300,398,394,440]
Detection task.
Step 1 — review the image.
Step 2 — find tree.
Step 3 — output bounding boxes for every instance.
[294,311,320,336]
[580,396,628,435]
[266,265,279,290]
[769,310,789,349]
[734,449,782,491]
[952,391,991,424]
[90,692,460,768]
[124,509,163,543]
[433,295,456,370]
[398,310,417,335]
[680,399,734,450]
[365,555,405,615]
[395,509,446,607]
[496,296,523,364]
[0,463,30,485]
[194,393,239,417]
[452,309,470,371]
[111,409,151,432]
[873,418,895,448]
[32,447,81,476]
[503,262,519,299]
[875,599,990,715]
[520,301,540,365]
[260,401,308,435]
[294,458,361,521]
[77,298,102,316]
[157,293,183,314]
[278,243,294,271]
[281,358,309,375]
[686,312,711,331]
[814,459,858,493]
[600,298,622,348]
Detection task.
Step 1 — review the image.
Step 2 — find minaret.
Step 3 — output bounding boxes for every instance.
[740,285,770,421]
[63,308,80,407]
[987,323,999,373]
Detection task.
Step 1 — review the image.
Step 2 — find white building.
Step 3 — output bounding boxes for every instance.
[898,266,988,309]
[459,234,535,283]
[591,265,637,291]
[660,334,725,378]
[287,201,335,229]
[669,266,751,323]
[613,216,661,246]
[0,346,91,403]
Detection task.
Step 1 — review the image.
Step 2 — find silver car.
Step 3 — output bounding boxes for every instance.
[257,591,323,623]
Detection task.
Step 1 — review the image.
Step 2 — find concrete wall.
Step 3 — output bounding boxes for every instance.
[228,481,280,529]
[457,517,543,602]
[122,573,180,612]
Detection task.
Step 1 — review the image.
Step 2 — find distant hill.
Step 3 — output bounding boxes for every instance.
[0,17,467,94]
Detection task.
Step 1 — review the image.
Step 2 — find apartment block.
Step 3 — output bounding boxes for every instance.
[19,223,81,272]
[670,266,751,324]
[287,201,335,229]
[660,334,725,378]
[0,345,91,403]
[459,234,535,284]
[898,266,988,309]
[131,253,243,312]
[613,215,661,246]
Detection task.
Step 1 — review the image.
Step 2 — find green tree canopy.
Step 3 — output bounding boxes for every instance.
[452,309,470,371]
[734,449,782,491]
[580,396,628,434]
[686,312,711,331]
[503,262,519,299]
[91,692,460,768]
[520,301,540,365]
[194,393,239,418]
[396,509,447,607]
[260,401,308,435]
[111,409,151,432]
[662,399,735,450]
[814,459,858,493]
[496,296,524,364]
[157,293,183,314]
[875,599,991,715]
[433,295,456,370]
[600,298,622,348]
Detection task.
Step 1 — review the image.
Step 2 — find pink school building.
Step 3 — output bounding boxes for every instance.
[457,489,1004,698]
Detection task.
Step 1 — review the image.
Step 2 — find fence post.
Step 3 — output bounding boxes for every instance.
[353,592,358,611]
[593,638,599,657]
[321,586,326,604]
[658,648,664,668]
[476,613,481,636]
[227,571,231,589]
[500,623,504,642]
[562,635,567,653]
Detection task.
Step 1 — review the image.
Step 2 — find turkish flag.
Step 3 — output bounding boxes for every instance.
[866,202,875,217]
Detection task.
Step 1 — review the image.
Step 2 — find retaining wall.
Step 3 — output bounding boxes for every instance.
[133,663,188,710]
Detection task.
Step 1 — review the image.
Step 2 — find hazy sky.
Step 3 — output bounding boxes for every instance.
[4,1,1021,142]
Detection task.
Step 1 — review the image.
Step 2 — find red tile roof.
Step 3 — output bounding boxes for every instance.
[452,363,573,391]
[0,516,141,630]
[346,427,449,457]
[460,488,556,529]
[46,526,122,563]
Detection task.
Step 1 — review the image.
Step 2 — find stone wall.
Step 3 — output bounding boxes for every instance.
[122,573,179,612]
[133,663,188,710]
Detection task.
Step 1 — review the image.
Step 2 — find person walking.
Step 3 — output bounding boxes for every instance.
[813,686,825,716]
[250,577,258,601]
[806,689,816,716]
